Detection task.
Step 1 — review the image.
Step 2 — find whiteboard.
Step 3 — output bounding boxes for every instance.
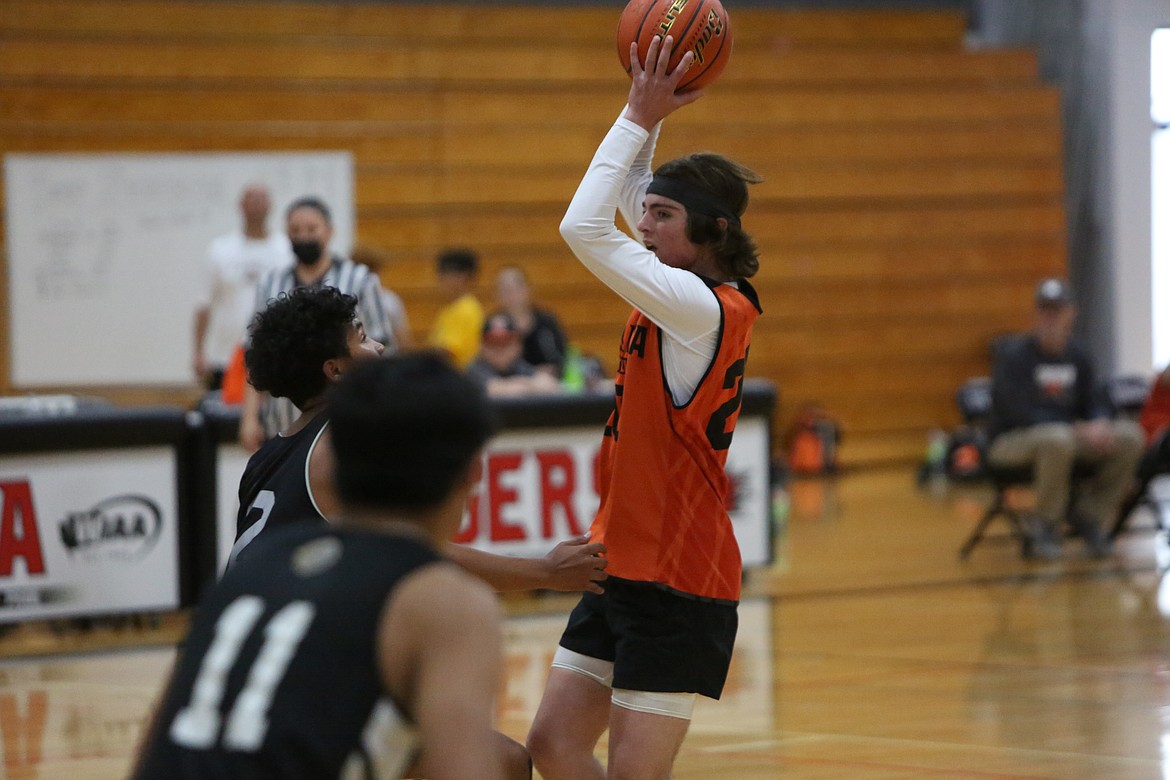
[4,152,354,387]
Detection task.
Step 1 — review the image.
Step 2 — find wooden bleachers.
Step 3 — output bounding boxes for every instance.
[0,1,1066,467]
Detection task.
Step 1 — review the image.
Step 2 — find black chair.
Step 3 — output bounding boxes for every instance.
[953,377,1096,560]
[954,378,1035,559]
[1103,374,1152,420]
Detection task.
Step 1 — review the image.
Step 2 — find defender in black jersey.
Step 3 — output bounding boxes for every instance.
[228,286,381,568]
[133,354,512,780]
[228,288,609,592]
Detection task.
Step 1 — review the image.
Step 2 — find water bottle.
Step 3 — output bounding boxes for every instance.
[926,429,949,474]
[562,344,585,393]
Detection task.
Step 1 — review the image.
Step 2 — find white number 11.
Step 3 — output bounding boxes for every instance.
[170,596,316,752]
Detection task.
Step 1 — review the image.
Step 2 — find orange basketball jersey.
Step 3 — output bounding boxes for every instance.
[592,278,762,602]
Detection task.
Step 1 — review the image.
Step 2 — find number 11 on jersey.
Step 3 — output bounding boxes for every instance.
[170,596,316,752]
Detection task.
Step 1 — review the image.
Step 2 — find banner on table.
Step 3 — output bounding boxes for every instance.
[215,417,771,574]
[0,447,179,621]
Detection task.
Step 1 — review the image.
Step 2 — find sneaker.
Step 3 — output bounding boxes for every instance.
[1021,514,1063,561]
[1069,511,1113,559]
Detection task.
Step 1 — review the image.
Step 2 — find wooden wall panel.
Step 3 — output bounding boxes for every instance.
[0,3,968,48]
[0,123,1063,167]
[0,0,1067,467]
[0,39,1039,87]
[0,84,1059,126]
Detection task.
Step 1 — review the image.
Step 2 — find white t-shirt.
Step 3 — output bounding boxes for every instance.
[199,231,291,367]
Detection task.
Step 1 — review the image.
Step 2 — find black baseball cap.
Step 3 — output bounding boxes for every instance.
[1034,277,1073,307]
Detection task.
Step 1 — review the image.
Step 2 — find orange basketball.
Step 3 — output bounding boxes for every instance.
[616,0,733,92]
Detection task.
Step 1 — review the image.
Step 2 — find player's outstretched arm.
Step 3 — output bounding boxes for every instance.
[307,436,606,593]
[380,565,508,780]
[444,535,608,593]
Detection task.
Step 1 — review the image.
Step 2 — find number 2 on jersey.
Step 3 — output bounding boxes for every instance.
[706,355,747,451]
[169,596,315,752]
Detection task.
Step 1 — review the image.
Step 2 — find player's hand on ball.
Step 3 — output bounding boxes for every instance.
[626,35,704,130]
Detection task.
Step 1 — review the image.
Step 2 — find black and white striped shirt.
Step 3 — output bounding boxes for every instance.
[250,256,395,436]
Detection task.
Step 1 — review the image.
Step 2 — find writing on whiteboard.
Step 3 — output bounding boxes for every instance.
[4,152,354,386]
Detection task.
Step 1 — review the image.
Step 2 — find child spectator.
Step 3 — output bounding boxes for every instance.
[427,248,484,368]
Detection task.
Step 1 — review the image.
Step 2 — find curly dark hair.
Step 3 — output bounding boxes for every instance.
[654,153,763,279]
[245,286,357,408]
[329,352,497,512]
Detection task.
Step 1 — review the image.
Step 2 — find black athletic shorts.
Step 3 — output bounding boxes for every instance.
[558,576,738,700]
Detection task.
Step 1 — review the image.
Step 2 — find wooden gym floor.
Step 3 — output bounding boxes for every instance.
[2,466,1169,779]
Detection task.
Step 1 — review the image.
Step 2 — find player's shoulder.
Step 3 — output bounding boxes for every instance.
[712,276,762,315]
[391,561,501,630]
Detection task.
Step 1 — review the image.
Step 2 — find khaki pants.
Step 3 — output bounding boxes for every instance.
[988,421,1145,529]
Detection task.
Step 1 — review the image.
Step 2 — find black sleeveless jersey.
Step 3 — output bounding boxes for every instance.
[230,412,331,569]
[134,523,442,780]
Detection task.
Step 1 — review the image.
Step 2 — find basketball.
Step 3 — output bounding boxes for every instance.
[616,0,733,92]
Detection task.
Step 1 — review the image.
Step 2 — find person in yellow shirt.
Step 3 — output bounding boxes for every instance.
[428,247,485,368]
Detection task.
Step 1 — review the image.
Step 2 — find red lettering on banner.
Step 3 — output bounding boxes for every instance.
[0,481,46,577]
[536,450,584,538]
[0,690,47,768]
[487,453,525,542]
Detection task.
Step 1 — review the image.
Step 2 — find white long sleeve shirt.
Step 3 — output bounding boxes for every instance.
[559,111,724,405]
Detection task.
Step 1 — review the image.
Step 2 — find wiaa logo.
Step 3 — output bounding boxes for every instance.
[58,495,163,561]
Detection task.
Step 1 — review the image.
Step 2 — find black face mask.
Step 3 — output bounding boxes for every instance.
[291,240,322,266]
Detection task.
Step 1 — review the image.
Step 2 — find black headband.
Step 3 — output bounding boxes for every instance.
[646,176,740,228]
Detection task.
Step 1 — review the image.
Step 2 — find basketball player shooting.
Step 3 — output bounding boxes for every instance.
[526,34,764,780]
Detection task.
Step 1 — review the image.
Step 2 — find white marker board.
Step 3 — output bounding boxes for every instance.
[4,152,354,387]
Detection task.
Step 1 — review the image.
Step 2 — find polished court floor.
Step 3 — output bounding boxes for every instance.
[2,467,1170,779]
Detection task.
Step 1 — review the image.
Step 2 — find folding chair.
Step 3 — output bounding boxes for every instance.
[954,378,1033,559]
[1103,374,1152,420]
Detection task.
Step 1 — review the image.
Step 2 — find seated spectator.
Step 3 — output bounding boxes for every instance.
[349,243,413,349]
[466,312,561,397]
[428,247,484,369]
[495,265,569,377]
[987,278,1144,559]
